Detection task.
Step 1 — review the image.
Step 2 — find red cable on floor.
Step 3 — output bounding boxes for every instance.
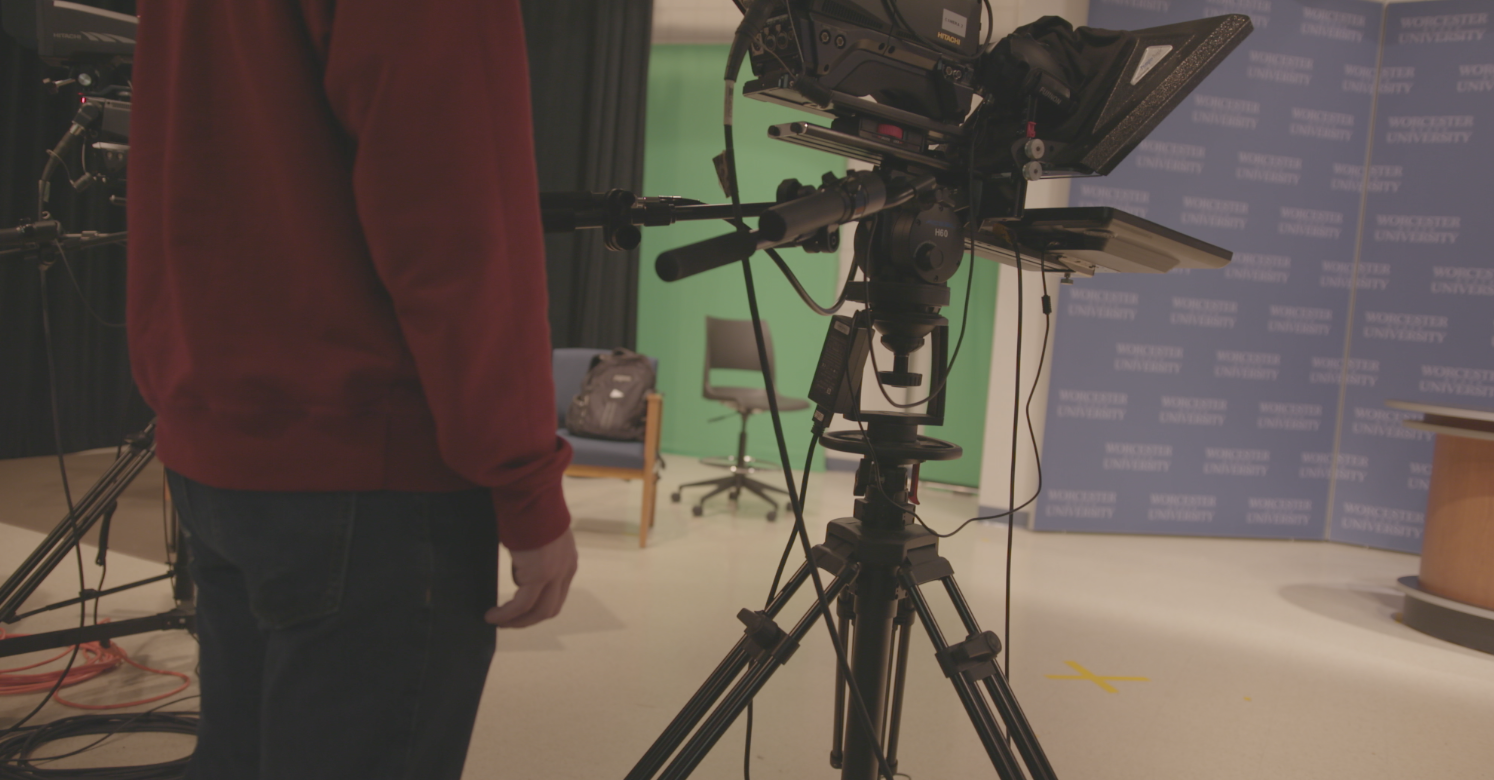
[0,624,191,709]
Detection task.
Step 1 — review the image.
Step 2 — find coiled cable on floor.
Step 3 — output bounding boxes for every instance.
[0,705,197,780]
[0,627,191,709]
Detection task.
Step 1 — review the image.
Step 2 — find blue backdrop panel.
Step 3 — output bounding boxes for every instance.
[1330,0,1494,552]
[1037,0,1383,539]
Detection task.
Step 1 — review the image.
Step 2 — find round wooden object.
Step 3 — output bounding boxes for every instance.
[1419,433,1494,610]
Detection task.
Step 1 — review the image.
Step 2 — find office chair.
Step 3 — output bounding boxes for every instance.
[670,317,808,521]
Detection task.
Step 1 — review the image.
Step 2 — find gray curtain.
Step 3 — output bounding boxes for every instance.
[522,0,653,351]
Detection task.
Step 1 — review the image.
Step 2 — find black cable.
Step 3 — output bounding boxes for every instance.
[42,151,75,185]
[0,264,97,741]
[742,252,896,780]
[1005,252,1051,675]
[878,0,944,54]
[54,243,125,329]
[750,430,821,780]
[1003,234,1025,680]
[37,267,76,514]
[0,525,90,745]
[764,247,853,316]
[2,176,124,748]
[9,697,198,766]
[742,702,753,780]
[0,708,198,779]
[724,100,894,780]
[765,437,820,606]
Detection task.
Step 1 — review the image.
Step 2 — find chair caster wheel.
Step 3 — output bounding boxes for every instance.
[766,511,777,522]
[691,505,703,517]
[670,492,681,503]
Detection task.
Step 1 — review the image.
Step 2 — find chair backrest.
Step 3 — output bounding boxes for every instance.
[703,317,776,392]
[552,348,658,429]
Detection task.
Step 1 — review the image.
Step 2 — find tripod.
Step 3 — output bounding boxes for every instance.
[629,162,1059,777]
[2,224,191,659]
[628,415,1055,780]
[0,422,195,660]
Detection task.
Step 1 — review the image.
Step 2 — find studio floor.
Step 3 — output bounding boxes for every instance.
[2,449,1493,779]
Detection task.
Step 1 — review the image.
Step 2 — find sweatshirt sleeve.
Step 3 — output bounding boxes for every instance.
[317,0,571,550]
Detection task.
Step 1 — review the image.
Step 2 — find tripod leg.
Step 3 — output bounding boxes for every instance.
[830,589,854,769]
[0,434,156,623]
[628,562,818,780]
[883,596,915,774]
[656,570,855,780]
[942,577,1060,780]
[840,563,899,780]
[898,569,1030,780]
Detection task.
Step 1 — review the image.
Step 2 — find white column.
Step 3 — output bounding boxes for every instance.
[974,0,1089,519]
[976,179,1069,522]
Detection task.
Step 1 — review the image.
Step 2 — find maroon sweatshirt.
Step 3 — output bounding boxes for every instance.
[127,0,571,550]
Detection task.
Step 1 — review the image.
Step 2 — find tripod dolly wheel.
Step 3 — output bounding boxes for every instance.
[691,504,703,517]
[671,491,682,503]
[766,510,777,522]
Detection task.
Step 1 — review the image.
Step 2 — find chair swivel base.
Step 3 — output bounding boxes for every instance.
[671,468,786,522]
[699,454,778,473]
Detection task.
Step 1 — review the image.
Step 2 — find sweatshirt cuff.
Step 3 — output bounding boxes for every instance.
[494,481,571,550]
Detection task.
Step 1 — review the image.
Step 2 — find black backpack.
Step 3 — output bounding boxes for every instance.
[566,348,656,441]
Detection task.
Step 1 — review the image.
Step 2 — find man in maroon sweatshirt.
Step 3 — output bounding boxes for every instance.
[127,2,576,777]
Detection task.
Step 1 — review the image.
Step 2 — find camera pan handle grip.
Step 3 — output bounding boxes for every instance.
[655,230,761,282]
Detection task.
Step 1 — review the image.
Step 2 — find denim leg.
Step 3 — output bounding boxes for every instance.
[258,489,498,780]
[172,474,266,780]
[167,472,498,780]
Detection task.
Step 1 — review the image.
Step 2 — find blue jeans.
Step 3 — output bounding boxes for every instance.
[167,472,498,780]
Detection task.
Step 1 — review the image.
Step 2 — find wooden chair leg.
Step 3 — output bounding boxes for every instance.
[640,391,664,549]
[640,467,657,548]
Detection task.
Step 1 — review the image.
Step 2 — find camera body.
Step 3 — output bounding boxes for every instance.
[3,1,134,195]
[745,0,983,128]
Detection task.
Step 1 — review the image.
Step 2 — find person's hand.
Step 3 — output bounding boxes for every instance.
[485,529,578,628]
